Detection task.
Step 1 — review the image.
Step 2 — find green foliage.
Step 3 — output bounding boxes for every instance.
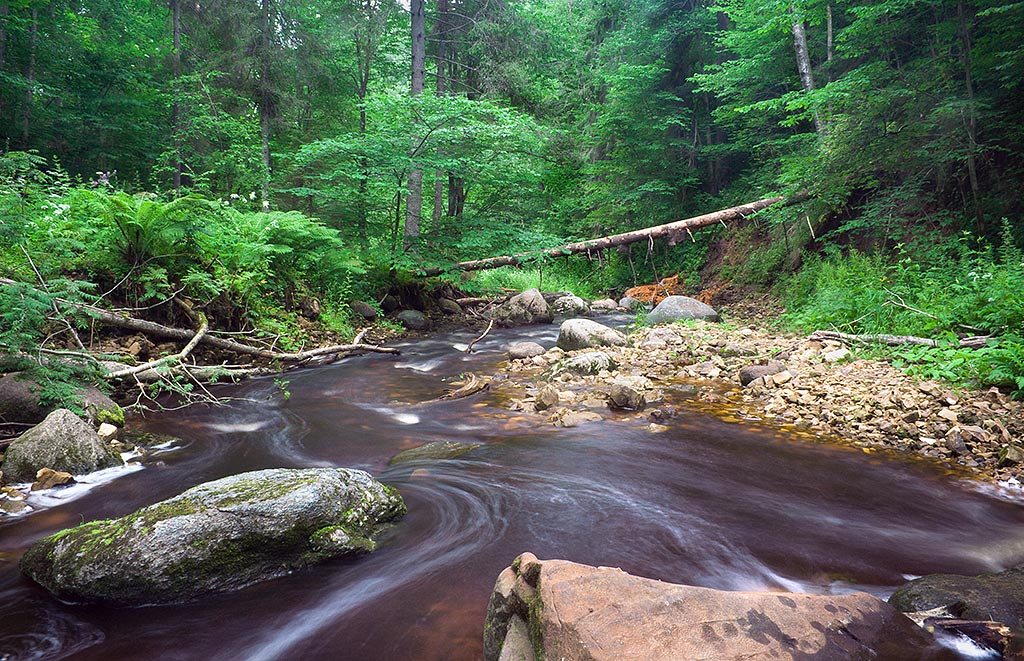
[782,226,1024,394]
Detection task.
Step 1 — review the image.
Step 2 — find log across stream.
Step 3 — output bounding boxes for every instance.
[2,318,1024,660]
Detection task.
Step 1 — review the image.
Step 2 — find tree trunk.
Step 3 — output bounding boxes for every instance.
[405,0,426,246]
[432,0,449,227]
[420,194,808,276]
[790,6,823,134]
[22,5,37,148]
[259,0,273,208]
[0,2,8,121]
[171,0,183,193]
[958,0,984,235]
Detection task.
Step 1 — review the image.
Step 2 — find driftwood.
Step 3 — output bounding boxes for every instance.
[465,320,494,354]
[924,618,1016,655]
[421,193,808,277]
[419,373,489,404]
[810,330,990,349]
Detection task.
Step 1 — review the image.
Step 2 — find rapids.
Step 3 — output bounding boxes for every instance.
[2,319,1023,660]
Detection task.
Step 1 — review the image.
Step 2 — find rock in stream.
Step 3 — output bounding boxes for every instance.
[20,467,406,605]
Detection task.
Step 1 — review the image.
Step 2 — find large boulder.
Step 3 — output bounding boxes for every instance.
[645,295,721,325]
[507,341,546,360]
[490,289,553,327]
[551,294,590,316]
[485,554,941,661]
[395,309,432,331]
[562,352,615,375]
[0,374,122,427]
[556,319,627,351]
[739,361,787,387]
[20,467,406,605]
[2,409,123,483]
[889,564,1024,629]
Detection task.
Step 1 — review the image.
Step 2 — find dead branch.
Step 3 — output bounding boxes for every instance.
[424,373,489,403]
[810,330,990,349]
[420,193,809,277]
[465,320,494,354]
[106,315,209,379]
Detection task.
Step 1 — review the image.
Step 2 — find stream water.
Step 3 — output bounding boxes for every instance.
[3,318,1024,660]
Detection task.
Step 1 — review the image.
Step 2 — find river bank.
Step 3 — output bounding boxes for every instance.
[494,304,1024,489]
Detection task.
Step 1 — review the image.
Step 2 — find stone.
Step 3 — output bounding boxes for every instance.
[20,467,406,605]
[97,422,119,443]
[556,319,627,351]
[562,352,615,375]
[535,385,560,411]
[738,361,786,387]
[552,410,602,427]
[607,383,645,411]
[890,564,1024,630]
[618,296,645,311]
[771,370,794,385]
[490,289,554,327]
[998,445,1024,468]
[31,468,75,491]
[388,441,482,464]
[1,500,29,515]
[395,309,432,331]
[0,374,122,427]
[506,341,546,360]
[823,347,851,362]
[645,295,721,325]
[2,409,123,483]
[350,300,378,321]
[945,429,968,455]
[551,294,590,316]
[485,554,937,661]
[438,298,463,315]
[590,298,618,311]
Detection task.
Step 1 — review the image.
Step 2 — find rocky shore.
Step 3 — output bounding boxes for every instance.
[498,303,1024,489]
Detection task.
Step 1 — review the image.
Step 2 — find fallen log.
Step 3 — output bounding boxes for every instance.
[810,330,990,349]
[0,277,400,363]
[420,193,808,277]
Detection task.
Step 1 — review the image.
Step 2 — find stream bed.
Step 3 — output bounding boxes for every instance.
[3,320,1024,660]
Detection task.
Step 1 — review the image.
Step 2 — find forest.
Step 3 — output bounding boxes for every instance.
[1,0,1023,402]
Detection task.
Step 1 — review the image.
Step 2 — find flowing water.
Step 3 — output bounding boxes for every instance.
[3,319,1024,660]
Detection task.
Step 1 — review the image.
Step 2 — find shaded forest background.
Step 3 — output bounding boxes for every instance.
[2,0,1024,401]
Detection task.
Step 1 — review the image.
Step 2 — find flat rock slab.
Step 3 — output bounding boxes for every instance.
[21,467,406,606]
[485,553,945,661]
[388,441,482,464]
[646,295,721,324]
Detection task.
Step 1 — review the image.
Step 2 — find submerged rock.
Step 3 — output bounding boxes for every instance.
[556,319,627,351]
[20,467,406,605]
[2,409,123,483]
[889,564,1024,629]
[485,553,940,661]
[491,289,554,327]
[645,295,721,325]
[388,441,482,464]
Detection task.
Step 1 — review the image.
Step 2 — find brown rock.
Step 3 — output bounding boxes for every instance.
[484,554,939,661]
[607,383,646,411]
[535,385,560,412]
[32,468,75,491]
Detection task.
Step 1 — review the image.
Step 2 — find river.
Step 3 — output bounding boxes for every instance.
[2,318,1024,659]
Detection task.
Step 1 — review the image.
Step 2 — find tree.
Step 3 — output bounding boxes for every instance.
[405,0,425,245]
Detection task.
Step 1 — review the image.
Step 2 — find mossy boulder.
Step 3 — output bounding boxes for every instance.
[0,373,122,426]
[491,289,554,327]
[889,564,1024,628]
[20,467,406,606]
[2,409,123,483]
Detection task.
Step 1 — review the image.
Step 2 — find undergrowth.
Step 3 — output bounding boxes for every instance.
[780,224,1024,397]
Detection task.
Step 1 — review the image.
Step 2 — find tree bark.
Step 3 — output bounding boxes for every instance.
[259,0,273,208]
[957,0,984,235]
[790,6,823,134]
[432,0,449,227]
[405,0,426,246]
[420,194,808,276]
[171,0,183,193]
[22,5,37,148]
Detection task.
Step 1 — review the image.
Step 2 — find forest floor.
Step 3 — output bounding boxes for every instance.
[492,299,1024,490]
